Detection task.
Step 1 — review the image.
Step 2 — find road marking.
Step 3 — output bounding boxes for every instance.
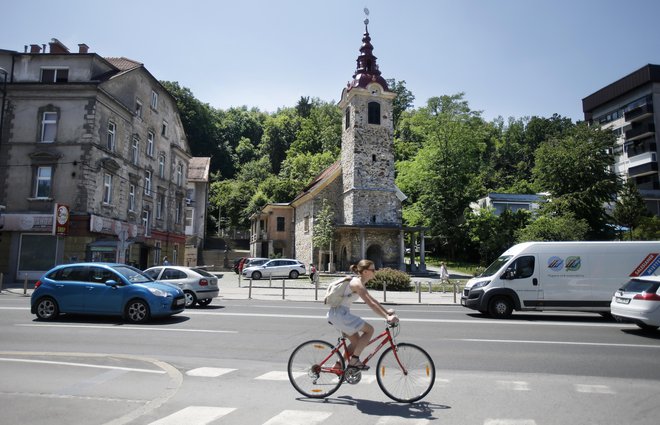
[575,384,615,394]
[461,338,660,349]
[484,420,536,425]
[376,417,432,424]
[0,357,165,374]
[255,371,291,380]
[186,367,237,377]
[497,380,530,391]
[16,323,237,333]
[262,410,332,425]
[146,406,236,425]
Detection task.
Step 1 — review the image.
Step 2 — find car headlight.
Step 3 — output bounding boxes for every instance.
[472,280,491,290]
[147,287,170,297]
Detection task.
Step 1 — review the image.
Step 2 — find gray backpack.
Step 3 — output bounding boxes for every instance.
[324,276,352,307]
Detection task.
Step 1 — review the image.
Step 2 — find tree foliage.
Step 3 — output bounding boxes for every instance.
[613,180,649,240]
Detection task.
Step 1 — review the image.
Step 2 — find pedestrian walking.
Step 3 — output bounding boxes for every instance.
[309,263,317,284]
[439,262,449,293]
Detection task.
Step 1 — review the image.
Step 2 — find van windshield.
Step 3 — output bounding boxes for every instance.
[480,255,512,277]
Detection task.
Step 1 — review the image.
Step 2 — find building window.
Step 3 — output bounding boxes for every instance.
[368,102,381,125]
[175,201,182,224]
[40,68,69,83]
[34,166,52,198]
[131,138,139,165]
[156,194,163,219]
[144,170,152,196]
[276,216,285,232]
[135,99,143,118]
[142,209,150,236]
[151,91,158,110]
[173,244,178,265]
[107,122,116,151]
[154,241,161,266]
[304,215,309,233]
[158,155,165,178]
[161,120,168,137]
[185,208,194,228]
[103,173,112,204]
[176,164,183,186]
[40,112,57,143]
[146,131,154,157]
[128,184,136,212]
[345,107,350,129]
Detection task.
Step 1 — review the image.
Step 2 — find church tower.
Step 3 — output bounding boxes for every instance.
[338,18,401,227]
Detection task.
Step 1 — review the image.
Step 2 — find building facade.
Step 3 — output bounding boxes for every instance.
[582,64,660,215]
[184,157,211,266]
[0,39,192,282]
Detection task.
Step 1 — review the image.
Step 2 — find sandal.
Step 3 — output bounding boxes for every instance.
[348,355,370,370]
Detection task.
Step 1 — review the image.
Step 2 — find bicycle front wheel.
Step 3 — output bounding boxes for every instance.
[287,340,345,398]
[376,342,435,403]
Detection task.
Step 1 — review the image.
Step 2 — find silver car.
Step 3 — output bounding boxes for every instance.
[242,259,306,280]
[144,266,220,307]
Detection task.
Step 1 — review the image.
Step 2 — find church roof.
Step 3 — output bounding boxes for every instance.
[346,20,389,92]
[291,160,342,205]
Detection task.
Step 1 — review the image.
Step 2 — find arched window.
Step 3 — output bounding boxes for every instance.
[345,107,350,129]
[368,102,380,125]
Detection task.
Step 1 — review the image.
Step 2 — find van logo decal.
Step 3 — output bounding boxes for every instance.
[565,256,581,271]
[631,253,660,277]
[548,256,564,271]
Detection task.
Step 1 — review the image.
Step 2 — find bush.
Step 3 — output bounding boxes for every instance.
[367,268,411,292]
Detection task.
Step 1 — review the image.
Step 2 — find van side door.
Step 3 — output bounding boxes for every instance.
[501,255,540,308]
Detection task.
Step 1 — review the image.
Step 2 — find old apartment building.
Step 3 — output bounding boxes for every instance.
[0,39,195,282]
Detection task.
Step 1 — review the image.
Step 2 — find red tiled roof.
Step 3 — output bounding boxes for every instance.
[105,57,143,71]
[292,160,342,203]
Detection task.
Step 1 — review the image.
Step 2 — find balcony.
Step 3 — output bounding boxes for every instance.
[625,121,655,142]
[625,136,656,157]
[629,161,659,178]
[625,103,654,123]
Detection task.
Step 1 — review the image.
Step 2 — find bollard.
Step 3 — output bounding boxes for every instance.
[24,273,28,295]
[383,281,387,303]
[0,272,3,293]
[238,274,241,288]
[314,278,319,301]
[453,281,458,304]
[282,279,286,300]
[269,275,272,288]
[417,281,421,303]
[248,278,253,299]
[429,280,432,294]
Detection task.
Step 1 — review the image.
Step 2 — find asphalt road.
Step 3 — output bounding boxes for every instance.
[1,294,659,425]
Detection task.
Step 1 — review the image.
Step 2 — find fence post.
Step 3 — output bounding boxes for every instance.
[417,281,421,303]
[383,281,387,303]
[23,273,28,295]
[248,278,253,299]
[238,274,241,288]
[453,281,458,304]
[282,279,286,300]
[429,280,432,294]
[269,275,272,288]
[314,278,318,301]
[0,272,3,293]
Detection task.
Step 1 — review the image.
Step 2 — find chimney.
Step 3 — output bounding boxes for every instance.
[48,38,70,54]
[78,43,89,54]
[30,44,42,53]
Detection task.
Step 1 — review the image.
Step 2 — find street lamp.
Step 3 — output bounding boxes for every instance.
[0,67,8,145]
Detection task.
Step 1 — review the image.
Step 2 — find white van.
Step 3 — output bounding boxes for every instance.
[461,241,660,318]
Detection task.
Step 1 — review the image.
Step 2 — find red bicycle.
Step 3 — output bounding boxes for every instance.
[287,321,435,403]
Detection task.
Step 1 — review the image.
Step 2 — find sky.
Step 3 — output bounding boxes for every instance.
[3,0,660,122]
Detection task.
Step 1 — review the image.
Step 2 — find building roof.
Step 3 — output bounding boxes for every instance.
[582,64,660,118]
[187,157,211,182]
[104,57,143,71]
[485,193,544,202]
[346,20,389,93]
[291,160,342,205]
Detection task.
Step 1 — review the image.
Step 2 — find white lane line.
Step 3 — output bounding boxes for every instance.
[484,420,536,425]
[147,406,236,425]
[376,417,432,424]
[575,384,615,394]
[0,357,165,374]
[16,324,237,333]
[461,338,660,349]
[186,367,236,378]
[255,371,291,380]
[497,380,530,391]
[262,410,332,425]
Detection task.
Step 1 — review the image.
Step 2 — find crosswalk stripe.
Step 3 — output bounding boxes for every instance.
[484,420,536,425]
[496,380,530,391]
[147,406,235,425]
[376,416,433,424]
[574,384,615,394]
[186,367,237,377]
[262,409,332,425]
[255,371,292,380]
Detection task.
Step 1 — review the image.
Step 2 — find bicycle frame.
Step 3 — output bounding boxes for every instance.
[319,325,407,376]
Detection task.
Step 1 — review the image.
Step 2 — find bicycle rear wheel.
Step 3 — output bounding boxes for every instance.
[287,340,345,398]
[376,342,435,403]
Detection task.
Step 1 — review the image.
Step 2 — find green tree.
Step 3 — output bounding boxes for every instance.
[260,111,300,175]
[386,78,415,130]
[633,216,660,240]
[312,199,336,269]
[516,213,589,242]
[464,208,531,265]
[613,180,649,240]
[533,123,619,239]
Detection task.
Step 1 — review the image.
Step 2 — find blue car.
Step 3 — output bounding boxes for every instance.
[31,263,186,323]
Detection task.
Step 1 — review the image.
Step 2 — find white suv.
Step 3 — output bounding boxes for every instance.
[242,259,306,280]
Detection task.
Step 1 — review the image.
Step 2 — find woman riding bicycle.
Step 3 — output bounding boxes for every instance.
[327,259,398,370]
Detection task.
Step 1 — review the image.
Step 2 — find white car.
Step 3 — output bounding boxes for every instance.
[242,259,306,280]
[144,266,220,308]
[611,276,660,331]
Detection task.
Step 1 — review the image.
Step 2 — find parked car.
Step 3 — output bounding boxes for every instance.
[244,257,269,268]
[30,263,186,323]
[144,266,220,307]
[242,259,306,280]
[611,276,660,331]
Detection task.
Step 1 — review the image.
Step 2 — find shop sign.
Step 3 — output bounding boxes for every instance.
[53,203,70,236]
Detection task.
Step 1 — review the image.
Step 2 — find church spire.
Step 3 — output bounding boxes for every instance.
[348,12,389,92]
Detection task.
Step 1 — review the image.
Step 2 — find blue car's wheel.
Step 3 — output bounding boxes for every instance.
[126,299,150,323]
[35,297,59,321]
